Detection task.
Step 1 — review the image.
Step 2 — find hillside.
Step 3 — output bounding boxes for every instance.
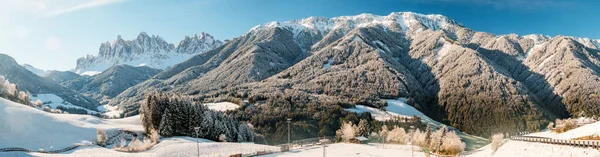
[0,98,278,156]
[64,65,161,100]
[0,54,100,110]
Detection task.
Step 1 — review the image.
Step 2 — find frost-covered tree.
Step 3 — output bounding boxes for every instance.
[430,125,446,153]
[412,128,428,147]
[490,133,504,154]
[441,131,465,155]
[338,121,357,142]
[96,128,107,147]
[387,126,408,144]
[18,91,29,102]
[357,119,369,137]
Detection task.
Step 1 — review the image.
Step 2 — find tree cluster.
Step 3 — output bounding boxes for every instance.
[140,92,254,142]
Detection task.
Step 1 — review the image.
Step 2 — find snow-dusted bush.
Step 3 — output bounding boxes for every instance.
[490,133,504,154]
[113,138,155,152]
[97,128,107,146]
[441,131,465,155]
[429,125,446,153]
[18,91,29,102]
[546,122,554,131]
[554,118,577,133]
[412,128,428,147]
[33,99,43,108]
[337,121,357,142]
[219,134,228,142]
[386,126,408,144]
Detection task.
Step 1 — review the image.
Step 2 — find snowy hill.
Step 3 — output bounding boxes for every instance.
[0,98,278,156]
[0,97,141,150]
[74,32,223,75]
[345,98,489,149]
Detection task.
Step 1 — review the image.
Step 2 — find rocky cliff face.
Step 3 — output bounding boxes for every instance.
[108,12,600,137]
[74,32,223,74]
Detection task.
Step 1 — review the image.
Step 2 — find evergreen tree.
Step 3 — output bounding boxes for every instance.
[159,108,174,137]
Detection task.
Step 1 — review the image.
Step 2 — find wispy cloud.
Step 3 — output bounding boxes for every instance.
[45,0,126,17]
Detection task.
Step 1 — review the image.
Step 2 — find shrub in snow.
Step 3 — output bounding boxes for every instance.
[113,138,155,152]
[546,122,554,131]
[219,134,228,142]
[490,133,504,154]
[336,121,357,142]
[429,125,446,153]
[554,118,577,133]
[97,128,107,146]
[33,99,43,108]
[386,126,408,144]
[441,131,465,155]
[18,91,29,102]
[412,128,428,147]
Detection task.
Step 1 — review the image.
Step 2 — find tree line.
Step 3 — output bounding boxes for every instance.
[139,91,254,142]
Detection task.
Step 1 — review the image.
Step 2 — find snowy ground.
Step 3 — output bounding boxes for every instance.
[264,143,424,157]
[96,104,123,118]
[528,121,600,139]
[345,98,489,150]
[0,98,277,157]
[204,102,240,112]
[30,94,98,114]
[0,98,140,150]
[466,140,600,157]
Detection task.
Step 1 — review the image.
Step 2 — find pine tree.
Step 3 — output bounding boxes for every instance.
[159,108,174,137]
[357,119,369,136]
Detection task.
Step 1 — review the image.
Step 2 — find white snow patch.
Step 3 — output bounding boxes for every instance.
[264,143,424,157]
[97,104,122,118]
[203,102,240,112]
[528,119,600,140]
[323,58,333,69]
[31,94,97,114]
[467,140,600,157]
[80,71,102,76]
[0,98,141,150]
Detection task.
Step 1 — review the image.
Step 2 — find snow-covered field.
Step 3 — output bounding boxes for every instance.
[345,98,489,149]
[0,98,140,150]
[264,143,424,157]
[528,120,600,140]
[31,94,98,114]
[204,102,240,111]
[96,104,123,118]
[0,98,277,157]
[467,140,600,157]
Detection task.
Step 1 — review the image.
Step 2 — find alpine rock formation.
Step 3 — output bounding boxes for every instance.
[107,12,600,138]
[74,32,223,75]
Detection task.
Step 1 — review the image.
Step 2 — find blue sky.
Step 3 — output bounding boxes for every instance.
[1,0,599,71]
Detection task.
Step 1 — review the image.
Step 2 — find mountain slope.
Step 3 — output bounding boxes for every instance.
[108,12,600,137]
[0,54,99,110]
[44,70,82,84]
[75,32,223,74]
[65,65,161,100]
[22,64,49,76]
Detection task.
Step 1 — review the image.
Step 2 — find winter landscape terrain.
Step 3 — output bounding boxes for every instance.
[1,1,600,156]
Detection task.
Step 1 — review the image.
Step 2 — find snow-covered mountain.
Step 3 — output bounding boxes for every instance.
[74,32,223,75]
[109,11,600,138]
[22,64,49,76]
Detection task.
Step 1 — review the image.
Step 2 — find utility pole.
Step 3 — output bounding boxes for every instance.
[287,118,292,146]
[194,127,201,157]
